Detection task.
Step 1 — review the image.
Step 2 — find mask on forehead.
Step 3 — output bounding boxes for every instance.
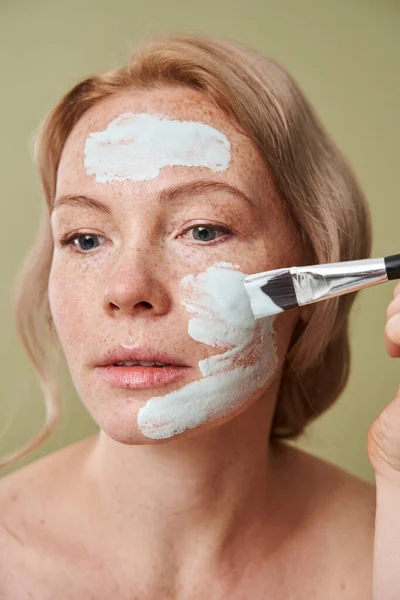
[84,112,231,183]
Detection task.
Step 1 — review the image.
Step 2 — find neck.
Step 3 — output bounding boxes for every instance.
[79,381,305,587]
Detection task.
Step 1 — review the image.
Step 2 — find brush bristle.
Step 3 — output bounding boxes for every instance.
[261,271,298,311]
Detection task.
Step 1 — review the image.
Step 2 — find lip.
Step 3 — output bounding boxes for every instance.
[97,345,188,368]
[96,364,189,389]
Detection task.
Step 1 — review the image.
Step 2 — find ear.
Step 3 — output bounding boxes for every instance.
[299,303,313,324]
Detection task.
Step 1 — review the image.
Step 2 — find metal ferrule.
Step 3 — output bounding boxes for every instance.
[292,257,388,305]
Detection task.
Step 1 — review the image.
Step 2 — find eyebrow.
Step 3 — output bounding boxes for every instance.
[51,180,255,215]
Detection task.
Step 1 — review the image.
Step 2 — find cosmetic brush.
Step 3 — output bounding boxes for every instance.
[243,254,400,320]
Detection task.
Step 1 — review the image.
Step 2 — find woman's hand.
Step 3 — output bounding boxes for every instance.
[367,280,400,599]
[368,281,400,479]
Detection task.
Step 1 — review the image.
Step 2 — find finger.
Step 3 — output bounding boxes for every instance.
[393,280,400,299]
[367,385,400,479]
[387,294,400,321]
[385,315,400,357]
[385,337,400,358]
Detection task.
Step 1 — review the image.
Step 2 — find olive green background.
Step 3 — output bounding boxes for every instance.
[0,0,399,482]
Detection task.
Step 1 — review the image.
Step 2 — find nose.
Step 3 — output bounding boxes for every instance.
[102,244,171,318]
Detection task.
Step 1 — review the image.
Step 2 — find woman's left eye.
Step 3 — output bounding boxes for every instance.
[181,225,231,243]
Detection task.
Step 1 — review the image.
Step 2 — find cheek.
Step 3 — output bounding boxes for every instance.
[48,266,66,334]
[48,260,89,350]
[271,309,302,360]
[169,235,264,275]
[137,263,280,439]
[136,319,279,440]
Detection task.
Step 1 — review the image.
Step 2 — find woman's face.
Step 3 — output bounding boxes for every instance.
[49,86,302,444]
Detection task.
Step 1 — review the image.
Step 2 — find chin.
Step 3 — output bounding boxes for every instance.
[96,411,228,447]
[98,420,160,446]
[89,387,266,446]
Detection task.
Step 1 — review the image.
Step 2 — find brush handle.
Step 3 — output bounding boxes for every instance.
[385,254,400,281]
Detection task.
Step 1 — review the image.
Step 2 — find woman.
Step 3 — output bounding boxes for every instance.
[0,32,398,598]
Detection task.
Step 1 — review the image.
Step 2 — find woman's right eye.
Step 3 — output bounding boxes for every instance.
[59,233,103,253]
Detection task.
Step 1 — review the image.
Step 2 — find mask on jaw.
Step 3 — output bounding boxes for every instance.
[137,261,278,439]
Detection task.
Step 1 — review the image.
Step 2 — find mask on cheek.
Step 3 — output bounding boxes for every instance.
[137,262,278,439]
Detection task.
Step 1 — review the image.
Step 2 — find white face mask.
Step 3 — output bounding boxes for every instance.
[84,112,231,183]
[138,262,278,439]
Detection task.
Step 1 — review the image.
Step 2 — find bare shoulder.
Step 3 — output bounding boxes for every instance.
[275,441,376,515]
[298,443,376,526]
[0,435,92,515]
[0,438,81,544]
[0,437,95,597]
[276,442,376,598]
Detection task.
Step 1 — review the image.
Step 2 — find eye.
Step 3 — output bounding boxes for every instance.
[59,233,103,252]
[182,225,231,243]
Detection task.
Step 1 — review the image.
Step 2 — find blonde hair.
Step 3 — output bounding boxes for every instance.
[1,32,371,471]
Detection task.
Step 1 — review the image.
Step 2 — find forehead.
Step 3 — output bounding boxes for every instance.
[56,86,277,211]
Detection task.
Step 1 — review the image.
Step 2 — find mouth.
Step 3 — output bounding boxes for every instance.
[96,363,190,390]
[96,346,191,389]
[113,360,173,367]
